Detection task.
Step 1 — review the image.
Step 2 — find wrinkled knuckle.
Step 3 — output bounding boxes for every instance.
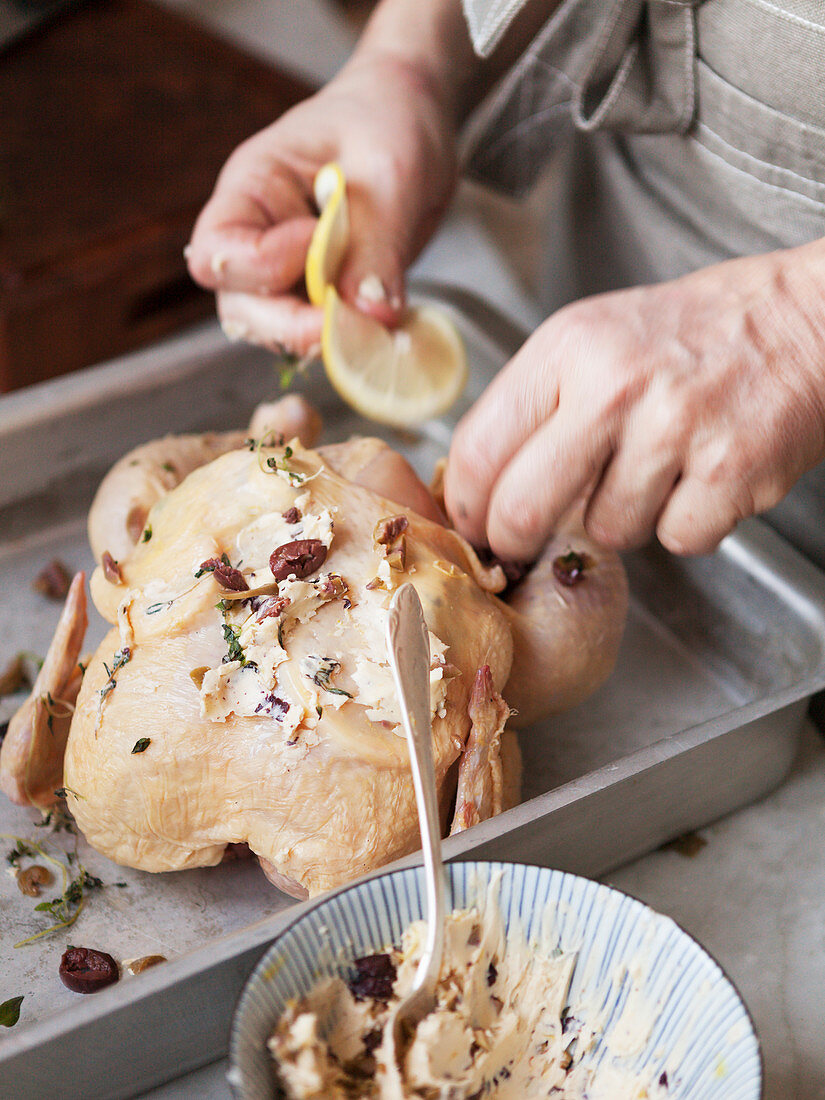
[646,395,693,452]
[489,491,547,552]
[554,298,607,341]
[584,508,638,552]
[550,304,589,348]
[354,147,407,194]
[585,488,652,550]
[694,433,745,488]
[751,472,790,514]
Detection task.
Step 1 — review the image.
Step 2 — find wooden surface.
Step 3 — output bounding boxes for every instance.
[0,0,313,390]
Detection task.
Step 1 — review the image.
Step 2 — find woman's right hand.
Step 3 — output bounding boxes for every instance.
[186,51,460,355]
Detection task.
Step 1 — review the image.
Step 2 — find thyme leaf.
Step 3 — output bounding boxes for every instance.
[301,656,353,698]
[6,840,34,867]
[265,444,305,486]
[0,997,23,1028]
[131,738,151,754]
[34,804,76,834]
[278,356,300,391]
[222,624,246,666]
[54,785,84,802]
[40,690,75,734]
[18,865,106,947]
[141,526,152,543]
[195,552,233,579]
[274,347,315,391]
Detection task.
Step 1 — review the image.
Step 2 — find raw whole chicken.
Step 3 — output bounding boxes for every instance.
[0,396,628,898]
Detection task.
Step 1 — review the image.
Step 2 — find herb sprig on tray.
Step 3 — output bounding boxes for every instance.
[2,830,126,948]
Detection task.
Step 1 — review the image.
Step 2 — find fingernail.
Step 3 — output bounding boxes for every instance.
[356,274,388,305]
[211,252,229,277]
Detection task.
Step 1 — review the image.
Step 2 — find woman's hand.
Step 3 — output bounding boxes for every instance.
[445,243,825,557]
[186,52,459,354]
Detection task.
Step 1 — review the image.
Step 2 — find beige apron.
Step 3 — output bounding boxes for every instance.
[462,0,825,564]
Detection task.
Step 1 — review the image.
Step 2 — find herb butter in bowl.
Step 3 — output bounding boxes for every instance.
[229,861,762,1099]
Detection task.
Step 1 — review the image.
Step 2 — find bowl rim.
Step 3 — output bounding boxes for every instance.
[228,858,764,1099]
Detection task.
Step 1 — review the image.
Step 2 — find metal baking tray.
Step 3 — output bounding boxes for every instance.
[2,285,825,1098]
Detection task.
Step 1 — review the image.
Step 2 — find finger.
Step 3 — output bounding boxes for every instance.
[444,339,561,547]
[583,434,682,551]
[484,411,614,562]
[188,186,317,297]
[217,292,323,358]
[655,476,752,555]
[334,179,418,327]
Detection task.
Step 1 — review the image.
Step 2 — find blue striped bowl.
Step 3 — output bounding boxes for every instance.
[229,861,762,1099]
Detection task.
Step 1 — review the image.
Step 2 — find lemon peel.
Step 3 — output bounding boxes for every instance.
[305,162,349,307]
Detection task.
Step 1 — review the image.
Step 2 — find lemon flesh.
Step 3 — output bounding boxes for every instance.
[322,287,468,428]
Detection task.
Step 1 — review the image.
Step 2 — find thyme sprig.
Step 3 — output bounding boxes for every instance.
[1,832,123,948]
[275,347,316,391]
[34,803,77,833]
[100,647,132,702]
[1,833,82,947]
[265,445,306,487]
[222,623,247,666]
[250,432,320,487]
[146,580,199,616]
[304,656,353,699]
[39,690,75,734]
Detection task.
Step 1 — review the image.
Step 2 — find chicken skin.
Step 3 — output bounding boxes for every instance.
[2,398,628,897]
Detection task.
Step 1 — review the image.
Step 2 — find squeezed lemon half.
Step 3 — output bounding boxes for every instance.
[304,162,349,308]
[305,162,467,427]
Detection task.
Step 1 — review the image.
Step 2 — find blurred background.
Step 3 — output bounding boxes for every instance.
[0,0,545,392]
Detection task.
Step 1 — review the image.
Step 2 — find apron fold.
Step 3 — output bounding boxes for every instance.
[464,0,704,195]
[574,0,701,134]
